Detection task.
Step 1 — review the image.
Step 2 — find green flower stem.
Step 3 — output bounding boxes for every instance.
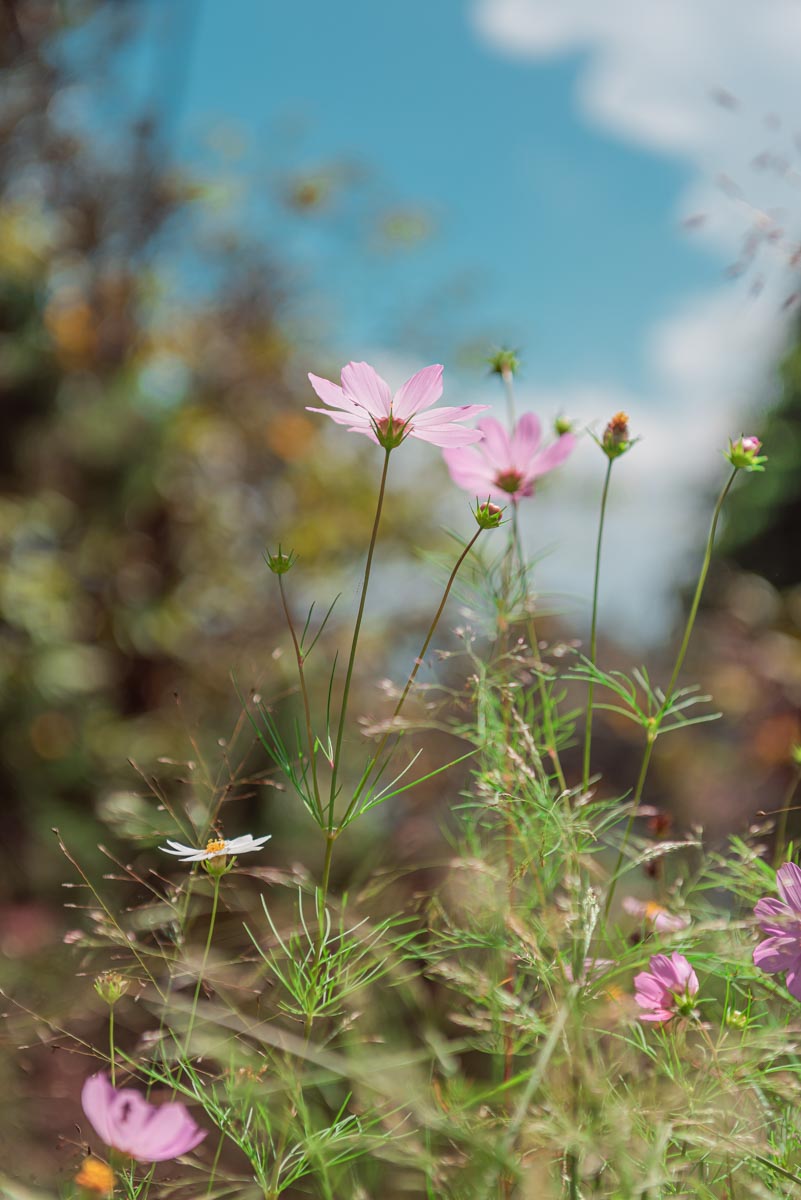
[662,466,737,701]
[183,873,221,1055]
[109,1006,116,1087]
[605,467,738,917]
[502,367,517,427]
[582,457,614,792]
[511,500,566,791]
[278,573,323,823]
[205,1129,226,1197]
[774,764,801,869]
[342,525,483,826]
[328,447,391,830]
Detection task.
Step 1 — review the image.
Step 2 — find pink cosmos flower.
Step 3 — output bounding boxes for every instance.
[307,361,488,449]
[633,952,699,1024]
[442,414,575,502]
[623,896,690,933]
[753,862,801,999]
[81,1073,206,1162]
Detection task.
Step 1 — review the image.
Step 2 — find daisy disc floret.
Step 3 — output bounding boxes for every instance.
[81,1073,206,1163]
[442,413,575,502]
[307,361,488,449]
[160,833,271,865]
[634,952,699,1024]
[753,861,801,998]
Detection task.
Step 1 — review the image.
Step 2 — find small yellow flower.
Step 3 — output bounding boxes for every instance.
[75,1156,115,1195]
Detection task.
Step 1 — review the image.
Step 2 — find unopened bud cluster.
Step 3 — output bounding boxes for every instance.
[265,545,297,575]
[725,435,767,472]
[93,971,129,1007]
[473,500,505,530]
[600,411,636,460]
[487,348,520,379]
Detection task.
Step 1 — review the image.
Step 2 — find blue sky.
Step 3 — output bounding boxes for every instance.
[80,0,798,639]
[119,0,722,392]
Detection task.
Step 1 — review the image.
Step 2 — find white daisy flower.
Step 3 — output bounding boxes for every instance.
[160,834,271,862]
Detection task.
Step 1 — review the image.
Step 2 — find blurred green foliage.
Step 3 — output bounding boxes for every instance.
[0,0,443,899]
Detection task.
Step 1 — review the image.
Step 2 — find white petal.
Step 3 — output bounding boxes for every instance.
[160,841,199,857]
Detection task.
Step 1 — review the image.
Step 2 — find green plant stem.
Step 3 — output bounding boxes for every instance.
[327,448,391,830]
[774,765,801,869]
[605,467,738,917]
[511,500,567,791]
[502,368,517,426]
[278,573,323,823]
[183,873,221,1055]
[342,525,484,825]
[604,731,655,918]
[582,457,614,792]
[206,1130,226,1197]
[109,1007,116,1086]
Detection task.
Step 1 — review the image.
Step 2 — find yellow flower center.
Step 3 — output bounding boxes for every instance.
[75,1157,115,1195]
[206,838,227,855]
[645,901,667,921]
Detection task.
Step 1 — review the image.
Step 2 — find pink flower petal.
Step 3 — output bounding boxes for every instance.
[754,896,794,936]
[308,373,361,416]
[777,863,801,913]
[392,364,443,421]
[510,412,542,465]
[441,448,497,494]
[306,405,373,429]
[753,935,801,974]
[341,362,392,419]
[474,418,512,471]
[411,404,489,427]
[527,432,577,480]
[784,958,801,999]
[81,1074,116,1147]
[414,424,486,447]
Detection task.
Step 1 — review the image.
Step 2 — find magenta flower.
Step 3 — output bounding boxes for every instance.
[442,414,575,502]
[633,952,699,1024]
[82,1073,206,1162]
[307,361,488,449]
[753,862,801,999]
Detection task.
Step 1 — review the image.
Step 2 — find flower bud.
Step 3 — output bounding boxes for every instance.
[372,412,409,450]
[487,348,520,379]
[724,434,768,472]
[725,1007,748,1029]
[265,545,297,574]
[474,500,504,529]
[600,411,635,460]
[554,415,575,437]
[93,971,129,1007]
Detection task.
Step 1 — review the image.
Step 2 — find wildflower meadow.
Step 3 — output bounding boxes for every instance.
[5,349,801,1200]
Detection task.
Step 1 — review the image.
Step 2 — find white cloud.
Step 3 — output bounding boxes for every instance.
[465,0,799,640]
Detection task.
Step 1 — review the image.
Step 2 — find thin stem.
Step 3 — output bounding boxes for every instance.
[663,467,737,702]
[183,873,221,1055]
[511,499,567,790]
[328,448,391,829]
[109,1007,116,1087]
[774,766,801,869]
[206,1129,226,1197]
[582,457,614,792]
[278,573,322,822]
[606,466,738,915]
[342,525,484,825]
[604,732,655,918]
[501,367,517,426]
